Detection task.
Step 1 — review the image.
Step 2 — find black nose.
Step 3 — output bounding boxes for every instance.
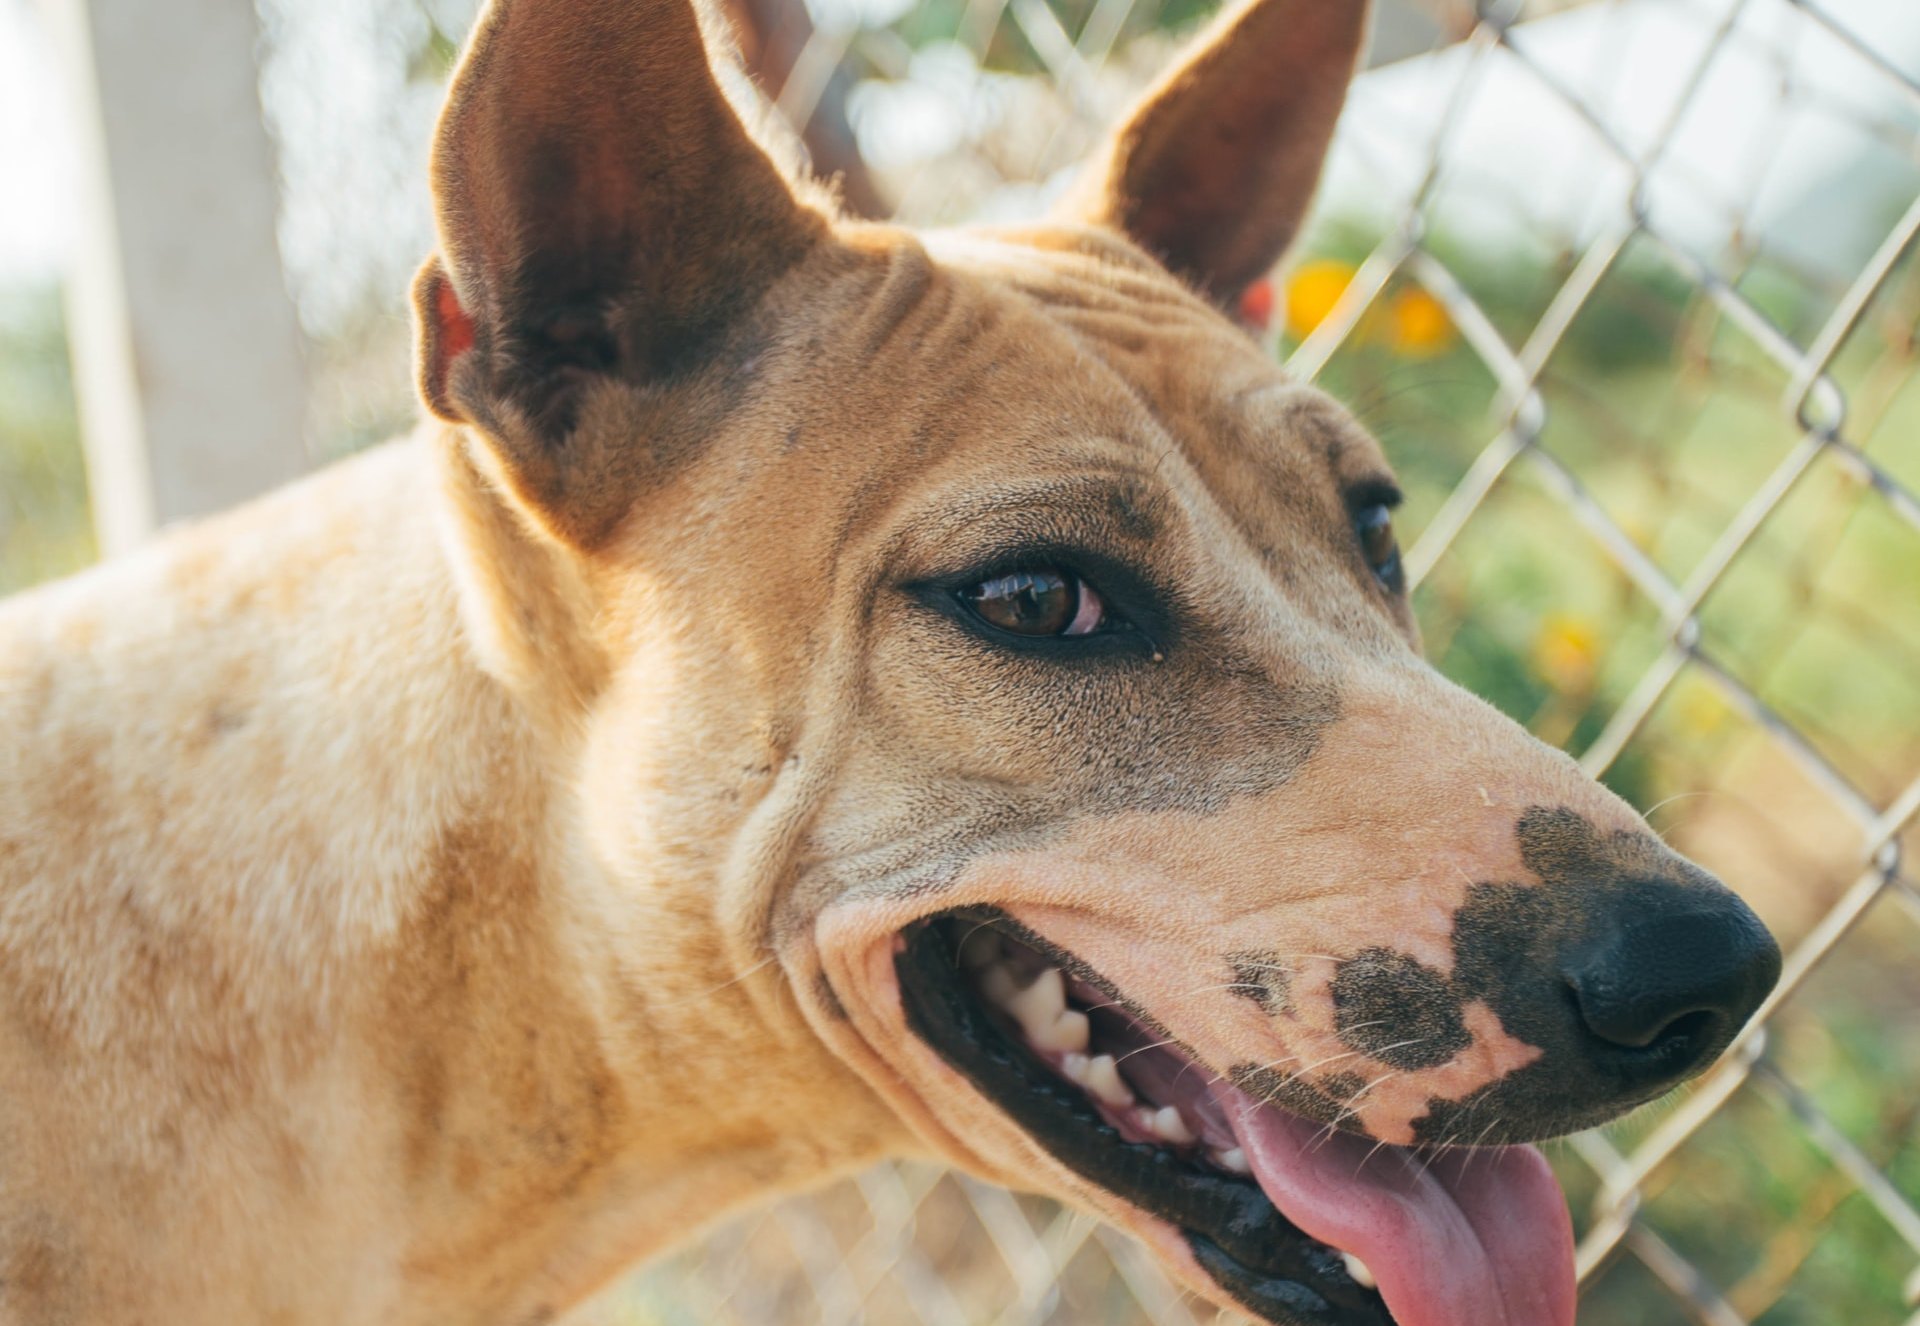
[1560,879,1781,1079]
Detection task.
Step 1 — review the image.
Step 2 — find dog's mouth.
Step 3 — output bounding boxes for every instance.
[893,911,1575,1326]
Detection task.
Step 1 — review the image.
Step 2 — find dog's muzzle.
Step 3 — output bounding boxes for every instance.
[894,913,1576,1326]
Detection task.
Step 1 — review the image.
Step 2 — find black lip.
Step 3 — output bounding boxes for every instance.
[893,913,1393,1326]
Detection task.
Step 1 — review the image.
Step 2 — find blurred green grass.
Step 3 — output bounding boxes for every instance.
[0,286,92,596]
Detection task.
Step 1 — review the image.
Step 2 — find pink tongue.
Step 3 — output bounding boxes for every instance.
[1214,1083,1575,1326]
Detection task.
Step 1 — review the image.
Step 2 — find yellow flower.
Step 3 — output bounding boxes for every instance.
[1386,284,1456,356]
[1284,261,1457,357]
[1532,613,1600,690]
[1673,677,1732,738]
[1285,259,1358,339]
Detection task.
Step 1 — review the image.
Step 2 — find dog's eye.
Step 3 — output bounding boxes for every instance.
[1355,503,1404,593]
[960,569,1110,637]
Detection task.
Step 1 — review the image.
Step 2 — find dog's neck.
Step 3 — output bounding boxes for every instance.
[3,429,899,1320]
[372,429,907,1314]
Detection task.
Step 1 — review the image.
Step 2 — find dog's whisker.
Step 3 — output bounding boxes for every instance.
[1450,1117,1509,1183]
[1331,1018,1394,1037]
[659,955,779,1007]
[1113,1038,1183,1066]
[1358,1034,1433,1060]
[950,919,1003,969]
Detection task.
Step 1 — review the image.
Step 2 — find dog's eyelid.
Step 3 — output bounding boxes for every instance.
[911,542,1151,600]
[907,546,1173,658]
[1344,477,1404,513]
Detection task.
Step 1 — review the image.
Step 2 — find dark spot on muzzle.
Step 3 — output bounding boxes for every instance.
[1229,951,1294,1015]
[1330,949,1471,1070]
[1409,806,1781,1143]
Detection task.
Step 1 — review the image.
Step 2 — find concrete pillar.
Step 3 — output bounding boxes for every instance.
[43,0,309,556]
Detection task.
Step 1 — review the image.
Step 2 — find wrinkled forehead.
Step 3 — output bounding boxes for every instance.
[915,225,1399,538]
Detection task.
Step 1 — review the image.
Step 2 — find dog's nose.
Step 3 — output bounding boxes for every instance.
[1558,879,1780,1081]
[1396,810,1785,1140]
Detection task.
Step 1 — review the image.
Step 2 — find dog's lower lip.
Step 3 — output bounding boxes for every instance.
[893,912,1393,1326]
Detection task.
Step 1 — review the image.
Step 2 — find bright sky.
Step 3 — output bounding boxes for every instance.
[1323,0,1920,282]
[0,0,77,283]
[2,0,1916,296]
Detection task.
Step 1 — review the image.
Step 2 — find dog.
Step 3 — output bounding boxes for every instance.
[0,0,1783,1321]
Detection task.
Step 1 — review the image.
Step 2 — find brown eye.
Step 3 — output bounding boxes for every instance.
[1355,504,1404,593]
[961,569,1108,637]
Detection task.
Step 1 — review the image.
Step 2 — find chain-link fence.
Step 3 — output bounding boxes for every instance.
[3,0,1917,1322]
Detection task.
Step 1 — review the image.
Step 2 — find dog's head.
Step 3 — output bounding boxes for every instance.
[413,0,1782,1321]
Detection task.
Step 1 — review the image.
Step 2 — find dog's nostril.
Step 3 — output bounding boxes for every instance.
[1651,1009,1718,1057]
[1560,884,1781,1076]
[1576,997,1720,1067]
[1566,974,1722,1054]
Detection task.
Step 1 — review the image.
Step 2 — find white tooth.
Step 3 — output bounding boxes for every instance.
[980,963,1019,1007]
[1032,1008,1089,1054]
[1007,967,1066,1039]
[1342,1253,1376,1289]
[1214,1147,1251,1175]
[958,928,1001,970]
[1151,1106,1196,1145]
[1085,1054,1132,1108]
[1061,1052,1090,1084]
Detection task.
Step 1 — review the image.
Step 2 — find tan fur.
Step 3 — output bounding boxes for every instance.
[0,0,1752,1321]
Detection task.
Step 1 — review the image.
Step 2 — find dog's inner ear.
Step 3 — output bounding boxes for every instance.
[414,0,825,536]
[1056,0,1369,306]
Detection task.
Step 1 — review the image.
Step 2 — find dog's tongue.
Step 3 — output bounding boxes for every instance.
[1214,1083,1575,1326]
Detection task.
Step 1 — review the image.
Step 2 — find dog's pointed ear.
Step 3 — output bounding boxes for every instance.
[1057,0,1369,305]
[414,0,824,538]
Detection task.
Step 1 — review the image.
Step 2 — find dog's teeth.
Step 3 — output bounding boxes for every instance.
[1150,1106,1196,1145]
[1061,1052,1091,1084]
[1032,1008,1090,1054]
[1084,1054,1131,1108]
[1007,968,1066,1039]
[1213,1147,1251,1174]
[958,928,1001,971]
[980,964,1019,1007]
[1341,1253,1376,1289]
